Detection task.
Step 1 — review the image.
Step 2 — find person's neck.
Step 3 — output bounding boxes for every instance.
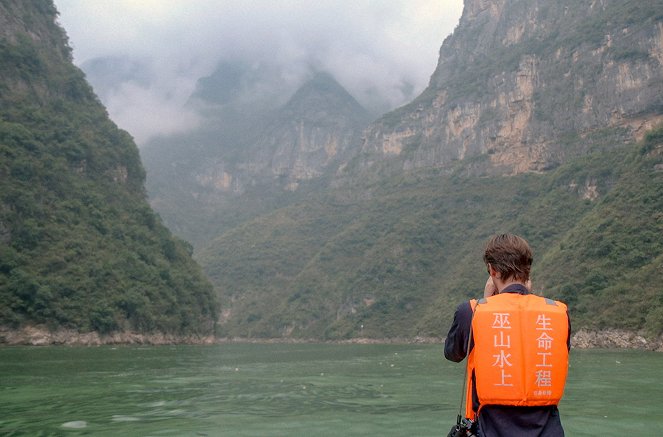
[494,278,526,293]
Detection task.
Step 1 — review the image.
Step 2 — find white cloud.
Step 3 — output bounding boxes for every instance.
[54,0,463,145]
[104,78,202,145]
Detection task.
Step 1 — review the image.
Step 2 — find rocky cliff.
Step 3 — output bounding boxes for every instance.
[352,0,663,176]
[198,72,370,192]
[192,0,663,341]
[142,72,370,244]
[257,73,370,189]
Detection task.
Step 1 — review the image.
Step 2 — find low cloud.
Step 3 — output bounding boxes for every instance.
[55,0,463,145]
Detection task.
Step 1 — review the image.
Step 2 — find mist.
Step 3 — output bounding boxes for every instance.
[54,0,463,145]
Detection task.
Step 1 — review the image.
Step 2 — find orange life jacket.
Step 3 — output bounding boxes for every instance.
[464,293,569,420]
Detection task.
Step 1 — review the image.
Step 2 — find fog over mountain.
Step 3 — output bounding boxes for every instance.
[54,0,463,145]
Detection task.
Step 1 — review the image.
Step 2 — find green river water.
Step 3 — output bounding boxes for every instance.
[0,344,661,436]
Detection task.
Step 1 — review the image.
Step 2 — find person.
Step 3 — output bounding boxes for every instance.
[444,233,570,437]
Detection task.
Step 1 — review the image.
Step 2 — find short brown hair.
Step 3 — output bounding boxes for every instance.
[483,234,533,282]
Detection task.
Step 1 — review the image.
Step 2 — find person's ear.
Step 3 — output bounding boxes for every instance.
[487,264,499,278]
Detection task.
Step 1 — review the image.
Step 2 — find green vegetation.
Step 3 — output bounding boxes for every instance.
[152,0,663,341]
[197,127,663,340]
[3,0,661,343]
[0,0,217,336]
[537,126,663,335]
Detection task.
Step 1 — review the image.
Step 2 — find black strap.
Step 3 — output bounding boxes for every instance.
[456,299,477,420]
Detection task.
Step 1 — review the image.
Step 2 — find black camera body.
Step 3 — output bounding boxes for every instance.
[447,417,477,437]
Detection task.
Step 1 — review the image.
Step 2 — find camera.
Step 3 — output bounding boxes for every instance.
[447,416,477,437]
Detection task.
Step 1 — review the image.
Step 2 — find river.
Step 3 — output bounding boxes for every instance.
[1,344,661,436]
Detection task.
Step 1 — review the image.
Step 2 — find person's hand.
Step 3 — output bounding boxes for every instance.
[484,277,498,298]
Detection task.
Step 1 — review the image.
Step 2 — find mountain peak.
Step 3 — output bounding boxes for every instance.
[296,72,347,95]
[284,72,368,121]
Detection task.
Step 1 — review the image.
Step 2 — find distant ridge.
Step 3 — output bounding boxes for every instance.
[142,70,370,243]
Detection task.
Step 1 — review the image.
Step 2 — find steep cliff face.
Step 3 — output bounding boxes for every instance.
[0,0,217,338]
[0,1,72,98]
[143,72,370,244]
[251,73,370,190]
[353,0,663,175]
[192,73,369,192]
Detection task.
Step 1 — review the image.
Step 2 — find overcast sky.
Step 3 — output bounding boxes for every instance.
[54,1,464,145]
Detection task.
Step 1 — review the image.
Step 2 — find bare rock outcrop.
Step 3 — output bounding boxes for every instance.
[350,0,663,177]
[0,326,215,346]
[572,329,663,351]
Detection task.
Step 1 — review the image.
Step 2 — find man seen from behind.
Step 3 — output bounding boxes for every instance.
[444,233,570,436]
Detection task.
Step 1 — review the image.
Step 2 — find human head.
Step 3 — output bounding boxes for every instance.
[483,233,533,283]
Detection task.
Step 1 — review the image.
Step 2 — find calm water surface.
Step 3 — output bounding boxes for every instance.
[0,344,661,436]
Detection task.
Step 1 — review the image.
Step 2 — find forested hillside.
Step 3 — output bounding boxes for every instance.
[0,0,217,341]
[198,127,663,339]
[186,0,663,341]
[537,127,663,336]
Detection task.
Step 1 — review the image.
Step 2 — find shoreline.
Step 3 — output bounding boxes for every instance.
[1,326,662,351]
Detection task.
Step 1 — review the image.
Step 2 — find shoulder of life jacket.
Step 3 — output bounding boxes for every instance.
[468,293,569,412]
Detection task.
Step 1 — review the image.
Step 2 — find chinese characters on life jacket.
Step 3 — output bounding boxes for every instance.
[472,294,568,407]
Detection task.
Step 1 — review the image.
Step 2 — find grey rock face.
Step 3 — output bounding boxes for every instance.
[352,0,663,176]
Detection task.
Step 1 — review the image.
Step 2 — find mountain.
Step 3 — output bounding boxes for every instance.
[0,0,217,341]
[10,0,660,344]
[346,0,663,178]
[142,71,371,246]
[252,72,371,190]
[189,0,663,341]
[198,125,662,340]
